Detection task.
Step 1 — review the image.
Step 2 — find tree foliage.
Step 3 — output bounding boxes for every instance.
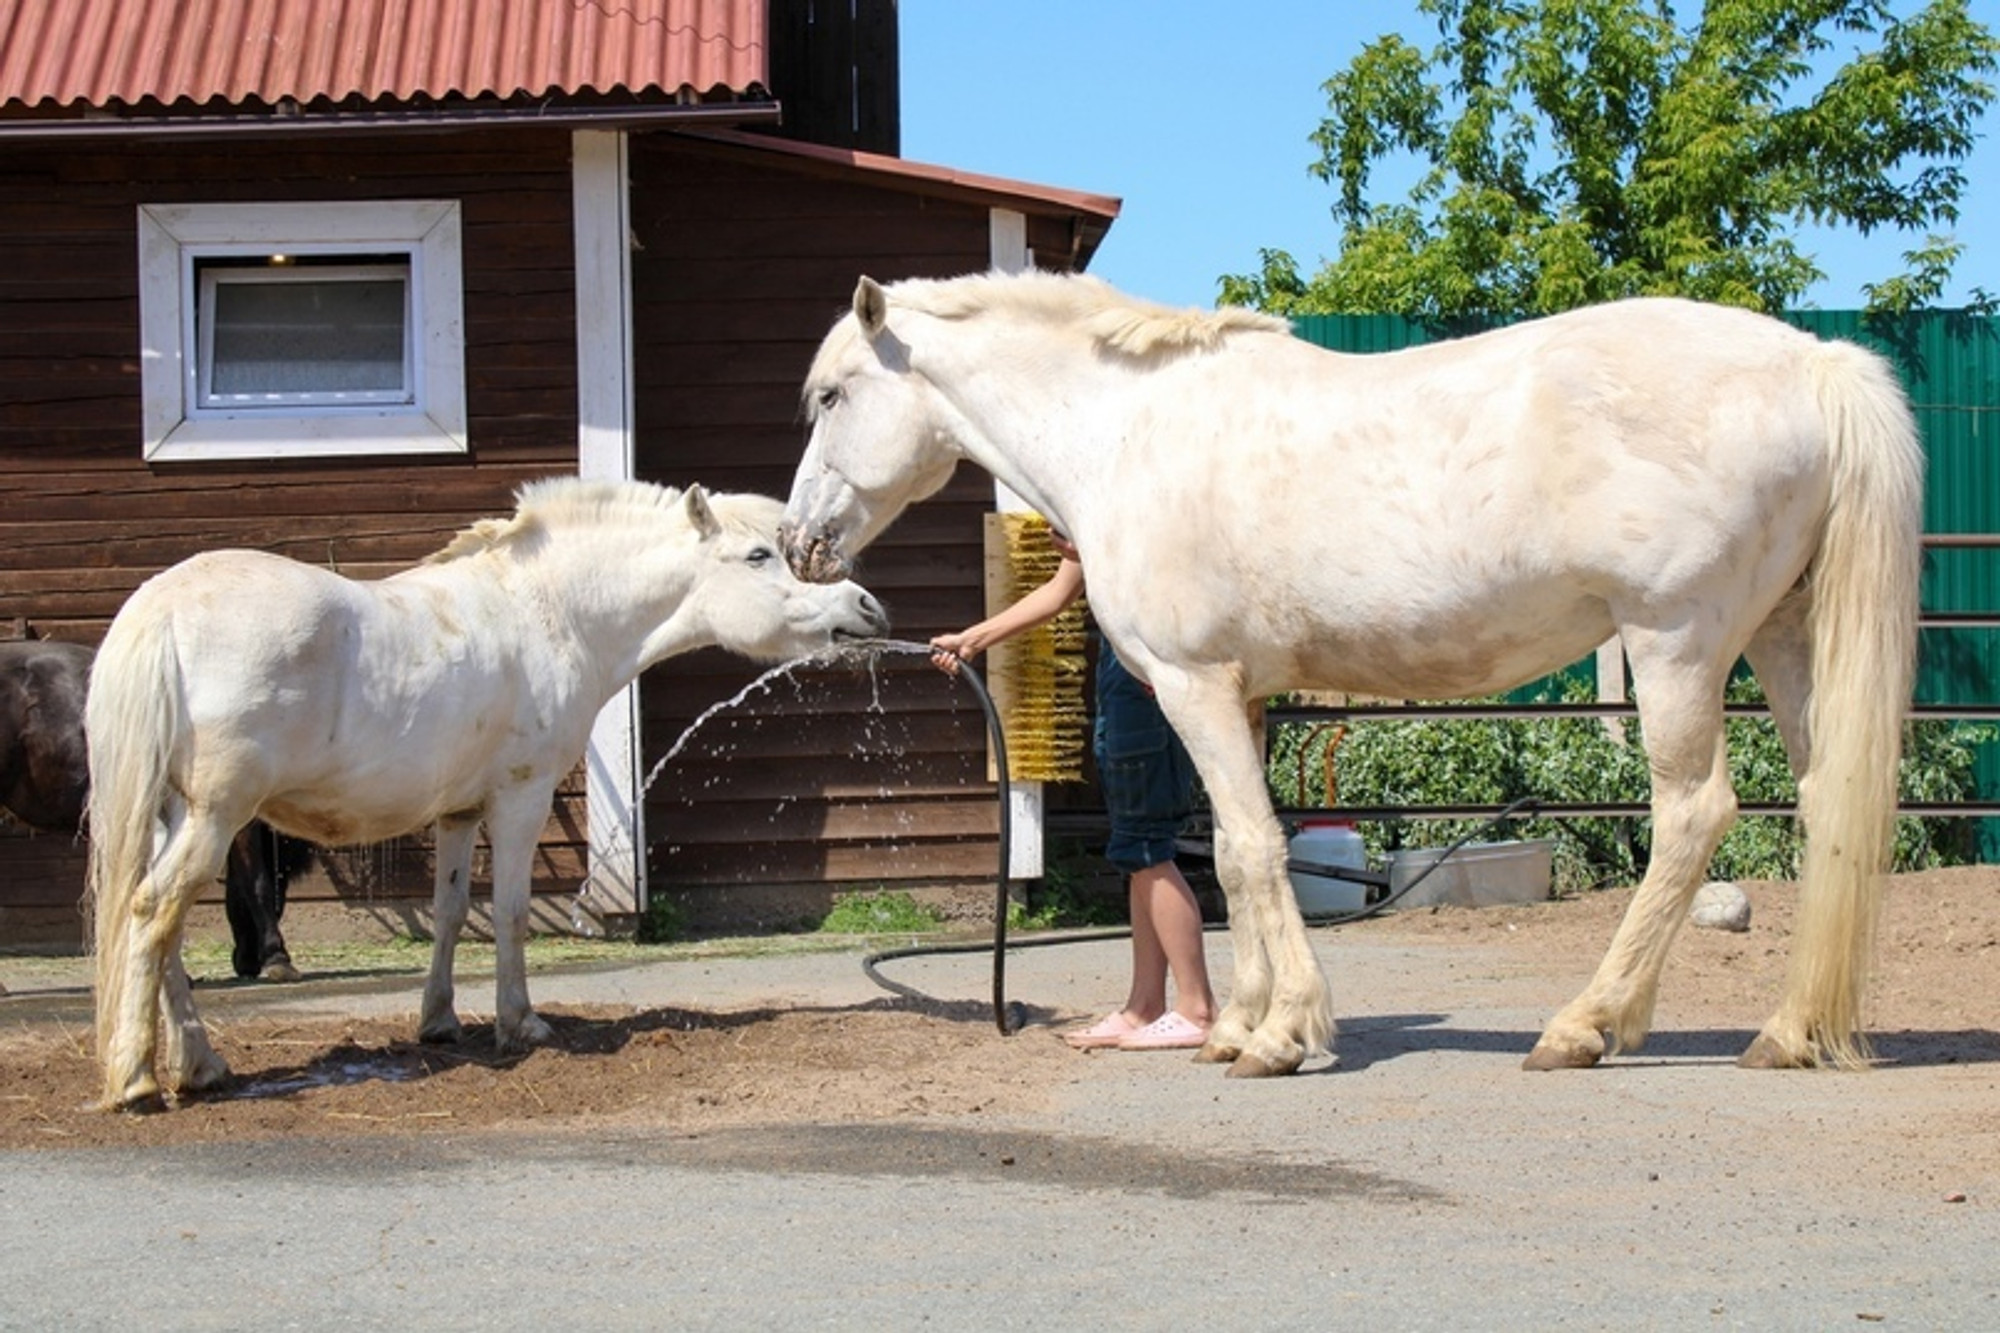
[1220,0,1998,320]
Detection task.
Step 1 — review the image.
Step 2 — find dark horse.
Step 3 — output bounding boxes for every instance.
[1,637,311,980]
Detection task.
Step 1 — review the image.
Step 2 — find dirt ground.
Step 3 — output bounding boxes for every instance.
[3,865,1996,1154]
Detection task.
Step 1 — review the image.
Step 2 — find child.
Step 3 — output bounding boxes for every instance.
[929,528,1215,1051]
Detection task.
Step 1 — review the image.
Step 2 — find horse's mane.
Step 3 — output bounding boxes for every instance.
[427,477,759,564]
[881,270,1289,359]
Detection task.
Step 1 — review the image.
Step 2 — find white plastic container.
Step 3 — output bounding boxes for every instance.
[1288,819,1371,916]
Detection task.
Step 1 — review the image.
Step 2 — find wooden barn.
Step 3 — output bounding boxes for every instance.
[0,0,1119,946]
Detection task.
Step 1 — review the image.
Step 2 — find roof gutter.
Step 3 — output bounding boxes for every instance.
[0,100,781,142]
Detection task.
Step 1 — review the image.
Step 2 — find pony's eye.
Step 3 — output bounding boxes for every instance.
[745,546,774,566]
[817,386,842,411]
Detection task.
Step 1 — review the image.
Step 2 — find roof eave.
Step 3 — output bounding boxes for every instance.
[0,99,780,141]
[671,127,1122,270]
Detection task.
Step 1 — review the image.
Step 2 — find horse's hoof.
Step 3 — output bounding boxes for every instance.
[498,1013,556,1052]
[418,1019,464,1045]
[1522,1042,1602,1071]
[1738,1035,1814,1069]
[1225,1051,1301,1079]
[260,960,303,984]
[1192,1040,1238,1065]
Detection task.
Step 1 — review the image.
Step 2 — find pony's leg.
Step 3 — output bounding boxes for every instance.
[99,808,236,1109]
[1162,681,1331,1078]
[1526,641,1736,1070]
[485,795,556,1052]
[159,934,230,1095]
[418,815,480,1043]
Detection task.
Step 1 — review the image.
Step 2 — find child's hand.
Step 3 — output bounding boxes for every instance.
[929,632,976,675]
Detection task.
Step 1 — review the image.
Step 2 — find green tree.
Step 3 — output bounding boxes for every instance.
[1220,0,1998,320]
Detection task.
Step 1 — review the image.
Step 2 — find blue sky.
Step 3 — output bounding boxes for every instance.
[901,2,1999,311]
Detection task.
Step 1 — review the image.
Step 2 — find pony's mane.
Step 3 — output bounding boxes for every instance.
[884,270,1289,358]
[427,477,750,563]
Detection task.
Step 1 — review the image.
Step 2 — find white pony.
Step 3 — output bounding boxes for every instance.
[782,271,1922,1079]
[88,479,888,1111]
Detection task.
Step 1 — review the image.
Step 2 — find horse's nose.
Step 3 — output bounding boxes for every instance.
[858,591,890,635]
[781,521,852,584]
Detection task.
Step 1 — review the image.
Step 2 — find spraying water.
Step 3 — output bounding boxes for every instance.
[567,639,948,932]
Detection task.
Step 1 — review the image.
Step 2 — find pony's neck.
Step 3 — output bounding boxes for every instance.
[508,528,699,696]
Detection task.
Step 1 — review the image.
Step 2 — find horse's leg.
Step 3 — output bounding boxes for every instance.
[252,826,300,982]
[100,807,236,1109]
[222,828,264,979]
[224,824,298,982]
[159,930,230,1095]
[486,795,556,1052]
[418,815,480,1043]
[1162,680,1330,1077]
[1741,590,1813,786]
[1526,638,1736,1069]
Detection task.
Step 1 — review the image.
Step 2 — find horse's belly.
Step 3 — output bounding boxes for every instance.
[1288,601,1614,700]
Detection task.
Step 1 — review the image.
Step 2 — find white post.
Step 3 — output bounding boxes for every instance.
[572,130,644,929]
[988,208,1045,882]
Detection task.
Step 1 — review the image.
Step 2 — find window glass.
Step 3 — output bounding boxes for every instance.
[204,269,410,403]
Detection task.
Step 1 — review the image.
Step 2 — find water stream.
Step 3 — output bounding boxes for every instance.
[567,638,949,932]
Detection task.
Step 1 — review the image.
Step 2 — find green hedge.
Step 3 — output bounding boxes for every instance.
[1267,677,1991,894]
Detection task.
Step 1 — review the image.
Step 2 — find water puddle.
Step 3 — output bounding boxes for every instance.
[229,1056,419,1100]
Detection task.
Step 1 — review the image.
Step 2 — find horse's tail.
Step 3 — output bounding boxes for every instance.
[1789,340,1925,1068]
[84,592,185,1065]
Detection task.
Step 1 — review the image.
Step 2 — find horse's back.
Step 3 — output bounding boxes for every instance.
[1095,298,1862,699]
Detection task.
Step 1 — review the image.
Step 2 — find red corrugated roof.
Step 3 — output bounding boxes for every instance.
[0,0,767,110]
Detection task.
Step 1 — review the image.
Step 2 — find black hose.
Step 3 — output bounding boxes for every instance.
[859,648,1022,1035]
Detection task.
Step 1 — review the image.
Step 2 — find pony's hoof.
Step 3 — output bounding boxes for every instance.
[1522,1042,1601,1071]
[1225,1050,1302,1079]
[176,1057,233,1096]
[260,960,303,984]
[102,1088,167,1115]
[418,1018,464,1045]
[1738,1034,1814,1069]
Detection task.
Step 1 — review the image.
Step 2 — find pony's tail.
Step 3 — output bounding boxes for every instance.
[1784,341,1925,1069]
[85,595,184,1070]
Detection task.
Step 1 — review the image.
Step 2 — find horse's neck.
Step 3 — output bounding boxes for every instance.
[940,329,1126,537]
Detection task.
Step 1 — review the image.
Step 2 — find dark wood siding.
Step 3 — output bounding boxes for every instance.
[628,135,1043,912]
[0,128,584,937]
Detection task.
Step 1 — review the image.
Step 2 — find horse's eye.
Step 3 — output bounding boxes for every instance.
[817,386,842,412]
[746,546,774,566]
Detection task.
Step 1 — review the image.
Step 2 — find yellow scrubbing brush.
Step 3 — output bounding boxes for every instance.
[983,511,1090,782]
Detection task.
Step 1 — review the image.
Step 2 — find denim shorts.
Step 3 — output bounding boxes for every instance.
[1093,645,1196,874]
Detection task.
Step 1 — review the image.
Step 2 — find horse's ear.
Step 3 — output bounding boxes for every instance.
[684,485,721,539]
[854,276,888,336]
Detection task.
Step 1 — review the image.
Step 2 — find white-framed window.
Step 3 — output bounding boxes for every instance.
[137,200,466,461]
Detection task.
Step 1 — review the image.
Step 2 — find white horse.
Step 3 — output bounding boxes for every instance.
[781,271,1923,1078]
[88,478,888,1111]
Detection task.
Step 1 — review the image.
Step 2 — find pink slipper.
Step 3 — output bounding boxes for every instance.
[1062,1012,1142,1050]
[1115,1012,1210,1051]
